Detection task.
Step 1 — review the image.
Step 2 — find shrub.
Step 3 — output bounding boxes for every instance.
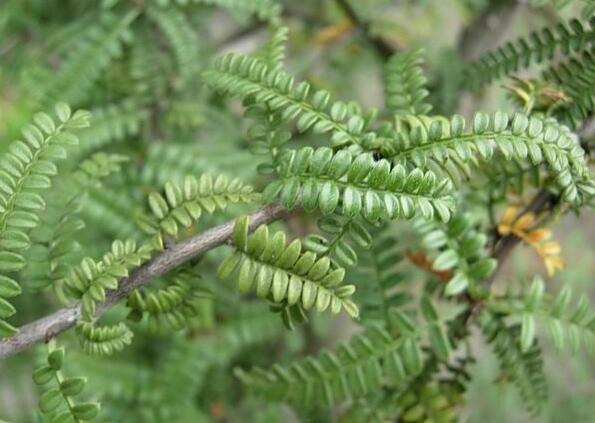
[0,0,594,421]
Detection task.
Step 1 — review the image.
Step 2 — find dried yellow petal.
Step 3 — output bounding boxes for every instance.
[513,213,535,232]
[499,206,518,227]
[526,228,551,243]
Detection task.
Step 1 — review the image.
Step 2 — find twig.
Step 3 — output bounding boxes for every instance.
[0,37,19,57]
[455,0,520,114]
[334,0,396,59]
[0,202,288,360]
[579,117,595,153]
[484,115,594,289]
[457,0,520,62]
[218,22,264,48]
[483,189,558,289]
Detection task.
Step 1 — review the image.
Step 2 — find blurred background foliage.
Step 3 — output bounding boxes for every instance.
[0,0,593,422]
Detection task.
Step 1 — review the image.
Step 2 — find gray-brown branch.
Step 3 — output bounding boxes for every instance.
[0,202,288,360]
[483,189,558,290]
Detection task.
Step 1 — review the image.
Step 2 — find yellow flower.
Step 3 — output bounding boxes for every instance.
[497,206,518,235]
[526,228,552,243]
[513,213,535,232]
[539,241,561,255]
[544,255,565,277]
[503,77,571,113]
[497,207,538,238]
[497,206,565,277]
[313,21,355,45]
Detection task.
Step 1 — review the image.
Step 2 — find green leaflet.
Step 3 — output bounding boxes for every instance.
[256,25,289,72]
[264,146,454,222]
[465,17,595,89]
[76,321,134,356]
[142,173,259,238]
[1,3,594,421]
[126,268,212,333]
[392,379,465,422]
[420,295,452,362]
[480,310,548,416]
[235,324,424,407]
[342,374,466,423]
[66,304,282,421]
[414,213,496,297]
[153,0,282,24]
[38,11,138,106]
[203,53,380,153]
[383,112,593,204]
[241,26,291,175]
[22,153,129,292]
[62,239,154,321]
[529,0,594,18]
[235,302,451,409]
[0,103,90,337]
[488,276,595,354]
[74,153,129,184]
[140,139,256,187]
[349,224,414,326]
[75,100,149,157]
[385,49,432,116]
[243,99,291,175]
[218,216,359,318]
[33,340,101,421]
[480,156,542,200]
[81,185,143,240]
[543,48,595,129]
[147,7,200,81]
[303,215,372,268]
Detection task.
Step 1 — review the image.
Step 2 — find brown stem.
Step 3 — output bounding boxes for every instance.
[483,189,558,289]
[0,202,288,360]
[457,0,519,62]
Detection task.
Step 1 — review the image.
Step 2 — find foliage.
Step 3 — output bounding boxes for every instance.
[488,276,595,354]
[0,1,594,422]
[479,310,548,416]
[142,174,259,238]
[349,224,412,325]
[381,112,593,204]
[384,49,432,116]
[33,340,100,421]
[543,48,595,128]
[62,239,154,321]
[126,267,212,333]
[303,214,373,268]
[464,17,595,90]
[0,104,90,336]
[36,11,138,107]
[236,306,451,408]
[263,146,455,221]
[218,215,359,320]
[76,321,134,356]
[203,53,381,153]
[414,212,496,296]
